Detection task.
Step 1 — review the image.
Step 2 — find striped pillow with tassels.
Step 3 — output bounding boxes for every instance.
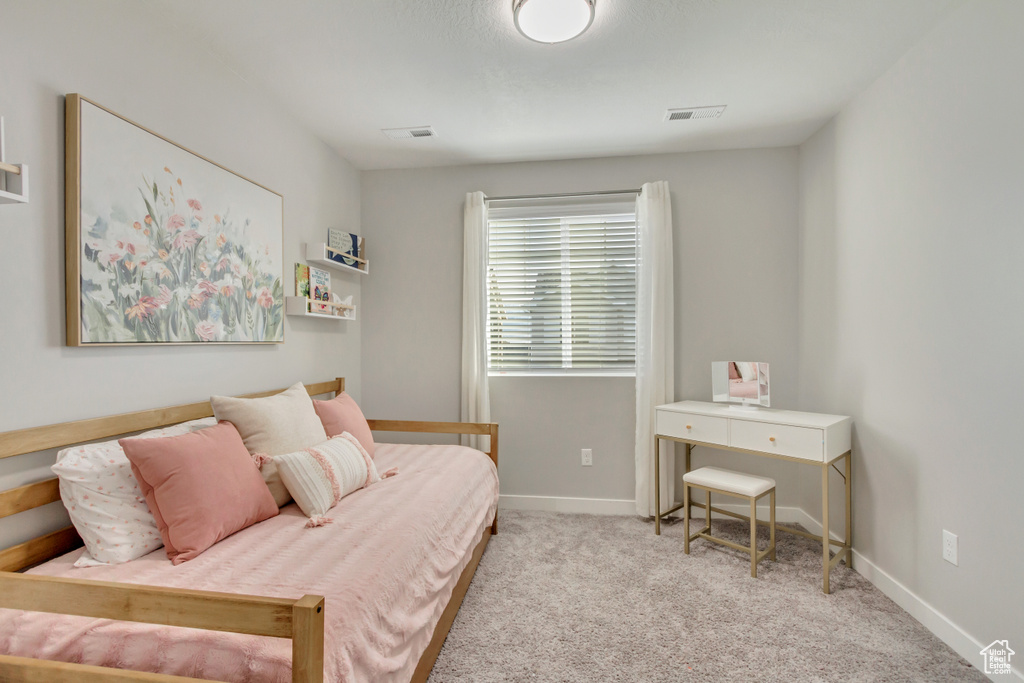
[274,432,397,528]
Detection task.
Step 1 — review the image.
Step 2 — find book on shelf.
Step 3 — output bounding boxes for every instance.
[295,263,310,298]
[327,228,365,270]
[309,266,330,313]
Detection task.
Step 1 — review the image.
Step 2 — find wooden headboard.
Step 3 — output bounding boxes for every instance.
[0,378,346,572]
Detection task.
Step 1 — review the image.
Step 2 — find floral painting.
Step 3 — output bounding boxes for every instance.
[68,95,284,345]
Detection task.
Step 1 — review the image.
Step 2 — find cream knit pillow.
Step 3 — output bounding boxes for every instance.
[211,382,328,506]
[274,433,380,523]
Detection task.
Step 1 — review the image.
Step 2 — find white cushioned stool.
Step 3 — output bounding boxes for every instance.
[683,466,776,577]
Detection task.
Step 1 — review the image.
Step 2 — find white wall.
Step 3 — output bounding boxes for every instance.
[0,1,361,547]
[798,0,1024,666]
[361,148,801,503]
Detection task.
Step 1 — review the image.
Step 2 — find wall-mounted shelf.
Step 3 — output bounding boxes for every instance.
[0,118,28,205]
[306,242,369,275]
[285,296,356,321]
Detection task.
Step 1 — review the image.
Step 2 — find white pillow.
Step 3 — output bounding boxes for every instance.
[211,382,328,507]
[275,432,380,521]
[735,362,758,381]
[52,417,217,566]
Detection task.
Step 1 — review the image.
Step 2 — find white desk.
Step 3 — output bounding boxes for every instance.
[654,401,852,593]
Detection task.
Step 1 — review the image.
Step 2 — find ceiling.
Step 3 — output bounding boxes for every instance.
[146,0,962,170]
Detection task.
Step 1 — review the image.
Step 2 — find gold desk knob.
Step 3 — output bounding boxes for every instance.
[686,425,692,430]
[769,437,776,442]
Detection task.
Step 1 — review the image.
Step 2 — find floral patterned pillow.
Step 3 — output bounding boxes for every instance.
[52,417,217,566]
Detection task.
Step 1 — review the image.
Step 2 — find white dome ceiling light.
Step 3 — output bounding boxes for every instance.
[513,0,596,44]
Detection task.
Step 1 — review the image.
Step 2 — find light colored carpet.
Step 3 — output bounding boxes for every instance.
[429,510,983,682]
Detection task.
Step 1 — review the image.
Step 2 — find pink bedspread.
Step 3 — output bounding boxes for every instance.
[0,443,498,683]
[729,378,758,399]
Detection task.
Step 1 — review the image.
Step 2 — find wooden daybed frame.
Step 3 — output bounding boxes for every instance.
[0,377,498,683]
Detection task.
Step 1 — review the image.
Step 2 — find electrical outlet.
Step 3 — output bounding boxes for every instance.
[942,530,958,566]
[581,448,593,466]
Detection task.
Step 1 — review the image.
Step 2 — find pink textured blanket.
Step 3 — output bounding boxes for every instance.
[0,443,498,683]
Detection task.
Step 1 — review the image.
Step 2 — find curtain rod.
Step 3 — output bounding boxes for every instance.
[484,189,641,202]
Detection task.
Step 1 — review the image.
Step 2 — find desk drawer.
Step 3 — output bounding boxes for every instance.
[731,420,824,461]
[657,411,728,446]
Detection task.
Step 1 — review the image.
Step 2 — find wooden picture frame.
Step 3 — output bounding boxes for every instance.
[65,94,285,346]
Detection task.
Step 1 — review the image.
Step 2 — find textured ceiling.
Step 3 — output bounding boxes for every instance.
[145,0,962,170]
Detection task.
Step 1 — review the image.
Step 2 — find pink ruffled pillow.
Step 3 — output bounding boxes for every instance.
[313,392,375,458]
[121,421,278,565]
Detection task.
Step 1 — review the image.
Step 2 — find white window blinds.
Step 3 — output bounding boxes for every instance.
[486,196,637,373]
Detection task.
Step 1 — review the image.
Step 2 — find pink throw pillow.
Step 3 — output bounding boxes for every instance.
[121,422,278,565]
[313,392,375,458]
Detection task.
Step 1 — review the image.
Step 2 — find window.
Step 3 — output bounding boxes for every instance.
[486,195,637,374]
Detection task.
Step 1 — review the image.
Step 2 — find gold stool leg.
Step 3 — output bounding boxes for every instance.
[770,488,777,561]
[705,490,711,533]
[683,482,691,554]
[750,496,758,578]
[688,475,696,532]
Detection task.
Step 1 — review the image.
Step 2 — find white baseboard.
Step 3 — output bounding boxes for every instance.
[500,494,636,515]
[673,502,810,525]
[500,495,810,523]
[499,494,1021,682]
[795,508,1022,682]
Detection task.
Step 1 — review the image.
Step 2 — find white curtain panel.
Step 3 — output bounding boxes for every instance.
[461,191,491,451]
[634,181,675,517]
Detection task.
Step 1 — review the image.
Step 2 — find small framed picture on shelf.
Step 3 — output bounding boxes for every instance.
[309,266,330,313]
[328,228,366,271]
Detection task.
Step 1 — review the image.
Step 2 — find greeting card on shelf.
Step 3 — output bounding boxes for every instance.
[309,266,330,313]
[327,229,366,270]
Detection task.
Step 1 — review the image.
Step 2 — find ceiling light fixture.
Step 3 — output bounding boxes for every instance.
[513,0,595,44]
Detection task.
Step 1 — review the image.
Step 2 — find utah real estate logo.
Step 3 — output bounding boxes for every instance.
[980,640,1015,676]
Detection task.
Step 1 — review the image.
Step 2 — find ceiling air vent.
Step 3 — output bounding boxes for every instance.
[382,126,437,140]
[665,105,727,121]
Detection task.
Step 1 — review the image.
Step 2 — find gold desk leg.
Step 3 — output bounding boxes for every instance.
[845,451,853,570]
[769,489,776,561]
[822,462,831,594]
[654,436,661,535]
[685,443,692,528]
